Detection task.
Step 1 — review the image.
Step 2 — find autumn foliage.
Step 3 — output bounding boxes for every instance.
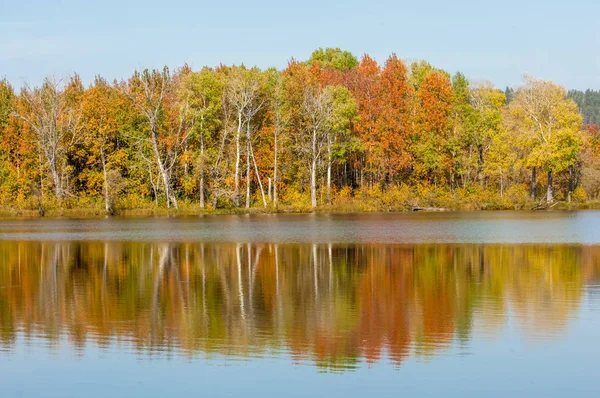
[0,48,596,214]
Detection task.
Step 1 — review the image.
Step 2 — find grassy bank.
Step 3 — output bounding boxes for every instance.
[1,198,599,219]
[1,183,598,218]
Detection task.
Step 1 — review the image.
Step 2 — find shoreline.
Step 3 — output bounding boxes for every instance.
[1,201,600,220]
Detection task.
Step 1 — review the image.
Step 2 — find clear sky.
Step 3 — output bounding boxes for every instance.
[1,0,599,90]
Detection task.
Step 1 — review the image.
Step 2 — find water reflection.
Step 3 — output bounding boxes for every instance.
[0,242,598,371]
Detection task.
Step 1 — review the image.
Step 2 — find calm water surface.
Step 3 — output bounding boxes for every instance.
[0,212,599,397]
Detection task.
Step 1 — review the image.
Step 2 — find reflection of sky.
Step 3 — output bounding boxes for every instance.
[1,294,599,398]
[0,211,599,244]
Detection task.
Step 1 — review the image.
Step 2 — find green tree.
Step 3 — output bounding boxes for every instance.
[307,47,358,71]
[184,68,224,208]
[324,86,357,204]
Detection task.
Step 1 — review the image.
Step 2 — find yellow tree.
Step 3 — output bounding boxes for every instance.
[506,76,583,202]
[81,77,129,213]
[469,82,506,186]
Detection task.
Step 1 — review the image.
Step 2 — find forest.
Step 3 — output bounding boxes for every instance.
[1,47,599,215]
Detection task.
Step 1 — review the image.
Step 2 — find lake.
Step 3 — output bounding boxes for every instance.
[1,212,599,397]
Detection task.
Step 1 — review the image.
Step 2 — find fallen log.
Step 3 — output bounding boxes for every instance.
[531,201,562,211]
[412,206,449,212]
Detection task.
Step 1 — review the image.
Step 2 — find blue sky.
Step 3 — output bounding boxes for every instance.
[1,0,599,89]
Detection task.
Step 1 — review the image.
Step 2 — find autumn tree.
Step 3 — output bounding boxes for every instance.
[295,82,355,208]
[1,50,599,211]
[303,85,332,208]
[80,77,129,214]
[0,79,17,204]
[265,68,288,207]
[0,79,12,132]
[413,70,453,185]
[484,126,518,198]
[324,86,357,204]
[119,67,193,209]
[450,77,506,188]
[14,76,84,204]
[581,124,600,199]
[224,66,267,207]
[347,55,381,188]
[468,82,505,186]
[379,55,413,182]
[506,76,583,202]
[184,68,224,208]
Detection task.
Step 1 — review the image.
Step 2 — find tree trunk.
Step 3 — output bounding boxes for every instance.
[311,128,317,208]
[547,169,554,203]
[327,136,332,205]
[246,139,251,209]
[268,178,272,202]
[531,167,537,199]
[100,146,112,214]
[360,168,363,190]
[147,165,158,206]
[477,144,484,186]
[251,145,267,208]
[49,160,62,203]
[151,128,177,209]
[568,165,573,203]
[327,161,332,205]
[199,127,205,209]
[234,111,242,207]
[273,122,278,207]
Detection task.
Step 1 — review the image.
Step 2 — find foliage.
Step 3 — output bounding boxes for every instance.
[307,47,359,71]
[0,52,595,212]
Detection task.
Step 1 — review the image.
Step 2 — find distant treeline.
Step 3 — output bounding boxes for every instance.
[505,86,600,125]
[1,47,600,214]
[568,89,600,125]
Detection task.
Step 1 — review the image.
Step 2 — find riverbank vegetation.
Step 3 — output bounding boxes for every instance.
[1,48,599,215]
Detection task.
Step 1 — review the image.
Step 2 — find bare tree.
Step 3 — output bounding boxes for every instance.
[301,87,333,208]
[226,67,266,208]
[14,76,83,203]
[119,67,193,209]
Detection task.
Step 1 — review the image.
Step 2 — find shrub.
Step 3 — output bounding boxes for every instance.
[572,186,587,203]
[504,184,531,209]
[379,184,411,210]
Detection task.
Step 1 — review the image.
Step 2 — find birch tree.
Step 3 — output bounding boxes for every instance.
[14,76,84,203]
[185,68,223,208]
[299,85,354,208]
[301,86,332,208]
[225,66,266,208]
[266,69,287,207]
[120,67,193,208]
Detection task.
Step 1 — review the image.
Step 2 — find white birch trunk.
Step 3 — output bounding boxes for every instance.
[234,111,242,207]
[311,127,318,208]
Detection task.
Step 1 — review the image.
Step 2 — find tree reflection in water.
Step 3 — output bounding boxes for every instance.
[0,242,598,371]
